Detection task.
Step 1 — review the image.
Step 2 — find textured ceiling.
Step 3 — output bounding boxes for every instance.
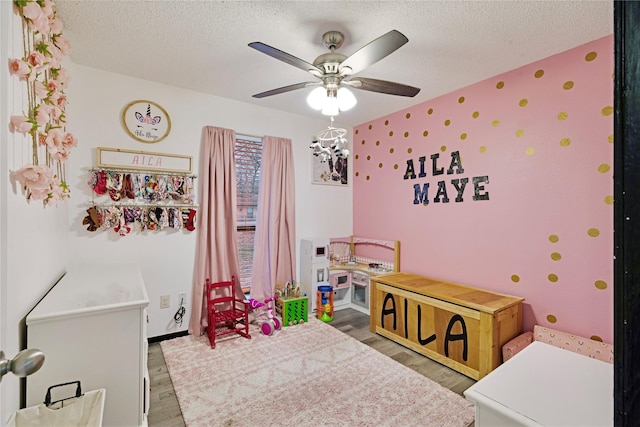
[55,0,613,128]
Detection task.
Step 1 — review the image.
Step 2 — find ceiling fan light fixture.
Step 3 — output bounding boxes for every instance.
[306,87,326,110]
[337,87,357,111]
[321,94,339,116]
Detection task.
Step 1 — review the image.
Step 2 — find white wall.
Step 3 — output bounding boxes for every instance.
[1,4,69,423]
[65,64,353,338]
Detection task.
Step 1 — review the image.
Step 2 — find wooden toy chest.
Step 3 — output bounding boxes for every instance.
[369,272,524,380]
[275,295,308,326]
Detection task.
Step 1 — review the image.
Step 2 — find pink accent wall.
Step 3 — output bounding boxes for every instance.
[353,35,613,343]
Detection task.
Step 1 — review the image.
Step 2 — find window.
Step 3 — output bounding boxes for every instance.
[235,136,262,291]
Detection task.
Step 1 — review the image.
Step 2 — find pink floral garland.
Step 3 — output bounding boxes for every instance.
[8,0,76,207]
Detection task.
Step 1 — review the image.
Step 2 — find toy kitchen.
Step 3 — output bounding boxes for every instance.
[300,236,400,315]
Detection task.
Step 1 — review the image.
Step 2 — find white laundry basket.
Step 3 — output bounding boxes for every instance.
[7,381,105,427]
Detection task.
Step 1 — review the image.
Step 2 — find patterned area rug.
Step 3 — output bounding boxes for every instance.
[161,317,475,427]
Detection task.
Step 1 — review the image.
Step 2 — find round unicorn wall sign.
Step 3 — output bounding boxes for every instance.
[122,100,171,143]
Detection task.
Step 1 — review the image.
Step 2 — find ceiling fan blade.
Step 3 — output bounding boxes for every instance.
[346,77,421,97]
[252,82,319,98]
[248,42,324,76]
[338,30,409,76]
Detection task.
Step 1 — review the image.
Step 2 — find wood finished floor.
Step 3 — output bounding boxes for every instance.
[147,308,477,427]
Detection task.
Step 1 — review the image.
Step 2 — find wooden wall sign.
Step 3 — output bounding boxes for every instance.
[370,272,524,379]
[97,147,192,173]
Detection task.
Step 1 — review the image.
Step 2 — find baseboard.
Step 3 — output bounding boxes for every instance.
[148,330,189,343]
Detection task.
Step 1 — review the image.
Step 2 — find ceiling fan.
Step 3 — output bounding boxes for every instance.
[248,29,421,114]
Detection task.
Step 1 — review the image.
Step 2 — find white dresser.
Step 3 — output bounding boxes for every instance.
[26,263,150,427]
[464,341,613,426]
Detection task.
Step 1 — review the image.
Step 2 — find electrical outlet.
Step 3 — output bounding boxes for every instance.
[160,295,170,309]
[178,292,186,305]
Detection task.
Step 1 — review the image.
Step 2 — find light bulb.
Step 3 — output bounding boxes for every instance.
[337,87,357,111]
[322,95,339,116]
[306,87,326,110]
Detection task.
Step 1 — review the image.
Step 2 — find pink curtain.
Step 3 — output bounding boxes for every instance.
[188,126,243,336]
[249,136,296,303]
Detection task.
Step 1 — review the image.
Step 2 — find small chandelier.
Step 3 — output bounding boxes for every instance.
[310,117,350,162]
[306,87,357,116]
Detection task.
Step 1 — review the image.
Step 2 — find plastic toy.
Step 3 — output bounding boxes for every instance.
[249,295,283,336]
[319,303,333,322]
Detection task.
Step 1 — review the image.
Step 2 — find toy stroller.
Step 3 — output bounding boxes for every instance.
[249,295,283,336]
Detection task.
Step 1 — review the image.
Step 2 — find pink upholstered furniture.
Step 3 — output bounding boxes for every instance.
[502,325,613,363]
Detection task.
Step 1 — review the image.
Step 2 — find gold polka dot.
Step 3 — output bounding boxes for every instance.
[406,113,411,119]
[591,335,603,342]
[394,164,398,169]
[585,51,598,62]
[427,108,433,115]
[492,120,500,127]
[547,314,557,323]
[516,129,525,137]
[385,120,389,126]
[376,140,380,146]
[496,81,505,89]
[444,119,451,126]
[598,164,611,173]
[519,99,528,107]
[551,252,562,261]
[458,96,465,104]
[361,140,366,145]
[460,133,467,140]
[389,148,394,154]
[355,171,359,176]
[563,81,574,90]
[404,132,409,138]
[548,274,558,283]
[355,154,359,160]
[549,234,559,243]
[560,138,571,147]
[480,146,487,153]
[389,131,394,137]
[440,145,447,152]
[604,195,614,205]
[601,106,613,116]
[366,175,370,180]
[408,148,412,153]
[511,275,520,283]
[595,280,607,290]
[608,134,613,144]
[557,112,568,120]
[366,155,371,160]
[526,147,535,155]
[423,130,429,137]
[378,163,383,168]
[588,228,600,237]
[368,125,372,130]
[472,111,480,119]
[534,69,544,78]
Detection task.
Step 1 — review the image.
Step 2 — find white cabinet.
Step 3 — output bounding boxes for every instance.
[26,263,150,427]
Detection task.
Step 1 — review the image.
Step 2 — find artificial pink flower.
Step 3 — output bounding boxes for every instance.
[47,79,60,95]
[63,131,77,149]
[49,17,63,35]
[45,42,62,68]
[56,94,67,108]
[9,115,32,134]
[54,68,70,88]
[53,35,71,55]
[8,58,31,80]
[29,186,50,201]
[10,164,54,191]
[22,2,50,34]
[27,51,48,70]
[34,106,50,127]
[44,128,64,150]
[34,80,49,100]
[49,105,63,121]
